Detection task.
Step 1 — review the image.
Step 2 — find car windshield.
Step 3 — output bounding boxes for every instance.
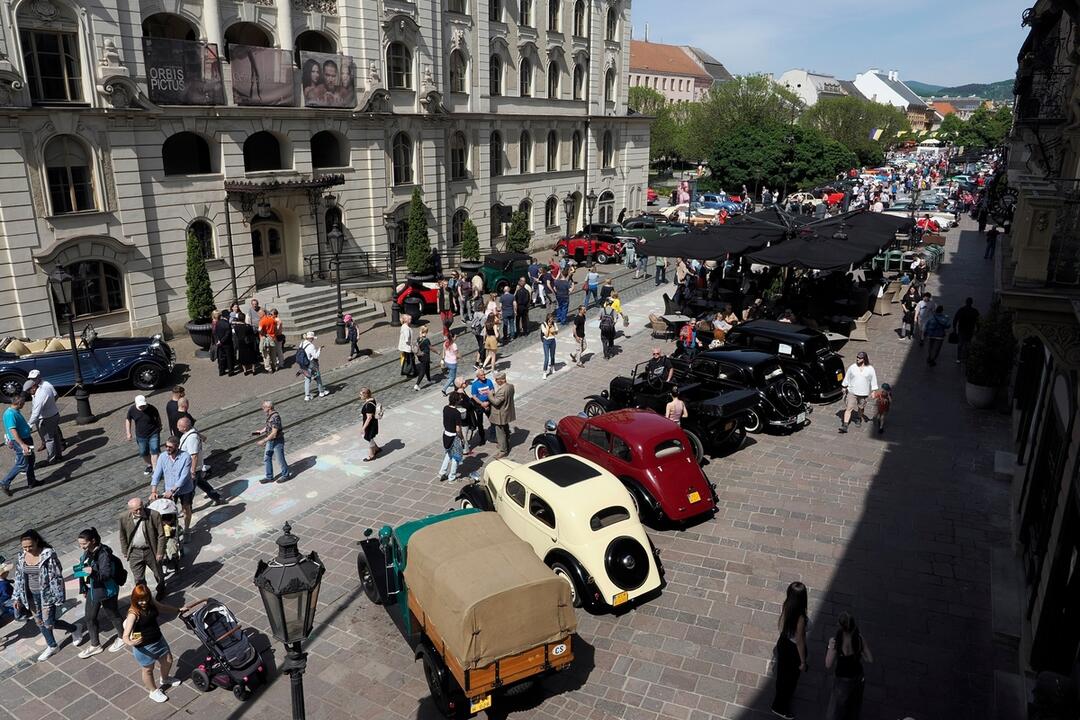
[654,438,686,459]
[589,506,631,530]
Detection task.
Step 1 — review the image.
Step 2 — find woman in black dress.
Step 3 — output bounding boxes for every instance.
[825,611,873,720]
[360,387,380,461]
[211,310,235,376]
[899,285,919,340]
[232,312,258,375]
[771,581,808,719]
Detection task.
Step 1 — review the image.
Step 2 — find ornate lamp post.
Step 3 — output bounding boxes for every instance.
[253,523,325,720]
[47,267,93,425]
[328,224,347,344]
[585,189,598,229]
[563,191,575,238]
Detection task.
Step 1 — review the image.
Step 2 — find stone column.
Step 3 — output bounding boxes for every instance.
[278,0,294,51]
[203,0,222,51]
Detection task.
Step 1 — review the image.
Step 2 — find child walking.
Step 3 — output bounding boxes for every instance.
[871,382,892,434]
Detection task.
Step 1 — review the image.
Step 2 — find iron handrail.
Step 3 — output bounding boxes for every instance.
[212,264,256,308]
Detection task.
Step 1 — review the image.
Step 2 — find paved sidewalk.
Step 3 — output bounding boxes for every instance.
[0,222,1011,720]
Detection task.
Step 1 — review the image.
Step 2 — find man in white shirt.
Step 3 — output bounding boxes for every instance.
[398,315,416,377]
[298,331,329,400]
[23,370,63,463]
[914,292,933,347]
[838,351,879,434]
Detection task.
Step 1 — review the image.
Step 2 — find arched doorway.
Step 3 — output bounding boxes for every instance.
[251,210,286,287]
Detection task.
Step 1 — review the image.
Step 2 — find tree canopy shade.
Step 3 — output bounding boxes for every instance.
[799,96,910,166]
[708,123,858,193]
[682,75,802,161]
[628,85,687,169]
[935,105,1013,149]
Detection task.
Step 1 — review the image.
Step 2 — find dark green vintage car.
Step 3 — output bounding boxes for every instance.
[477,252,531,293]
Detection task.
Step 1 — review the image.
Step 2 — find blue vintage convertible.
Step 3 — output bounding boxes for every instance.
[0,326,175,401]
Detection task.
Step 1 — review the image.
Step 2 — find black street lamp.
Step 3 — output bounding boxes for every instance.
[585,189,598,229]
[48,267,93,425]
[328,223,347,345]
[253,523,325,720]
[384,216,399,291]
[563,191,575,238]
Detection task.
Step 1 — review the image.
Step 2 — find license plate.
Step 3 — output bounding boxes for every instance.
[613,591,628,606]
[688,491,701,504]
[836,372,844,381]
[797,412,806,424]
[470,696,492,713]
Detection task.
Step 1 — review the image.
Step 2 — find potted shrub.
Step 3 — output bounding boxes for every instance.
[506,210,531,254]
[184,229,215,350]
[405,187,434,280]
[964,302,1016,409]
[459,218,483,278]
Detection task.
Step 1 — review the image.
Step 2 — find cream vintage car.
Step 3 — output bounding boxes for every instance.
[456,454,664,611]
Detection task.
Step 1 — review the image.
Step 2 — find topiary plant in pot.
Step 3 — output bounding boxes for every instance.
[505,210,531,254]
[405,187,434,279]
[184,229,215,350]
[964,301,1016,409]
[459,218,483,278]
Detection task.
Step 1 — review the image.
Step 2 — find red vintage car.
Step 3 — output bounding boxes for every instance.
[555,233,624,264]
[530,409,717,526]
[647,188,659,204]
[395,279,440,313]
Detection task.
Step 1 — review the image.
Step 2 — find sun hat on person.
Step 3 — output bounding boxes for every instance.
[305,331,316,339]
[343,314,353,323]
[27,369,40,380]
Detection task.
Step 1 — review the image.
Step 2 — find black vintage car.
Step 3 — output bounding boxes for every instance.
[671,348,811,433]
[583,360,759,457]
[724,320,846,403]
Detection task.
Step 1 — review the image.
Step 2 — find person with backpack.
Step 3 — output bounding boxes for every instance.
[599,298,618,360]
[924,304,951,367]
[296,332,329,400]
[255,401,290,483]
[76,527,127,658]
[360,387,381,461]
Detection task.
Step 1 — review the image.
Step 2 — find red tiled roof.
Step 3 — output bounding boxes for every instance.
[930,101,958,116]
[630,41,711,79]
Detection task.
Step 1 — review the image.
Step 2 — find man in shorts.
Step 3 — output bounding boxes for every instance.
[149,437,194,535]
[125,395,162,475]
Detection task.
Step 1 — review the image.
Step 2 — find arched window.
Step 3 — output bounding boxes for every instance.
[244,131,284,172]
[449,0,468,13]
[545,196,559,228]
[450,50,468,94]
[392,132,413,185]
[451,209,469,246]
[548,1,560,31]
[571,130,582,169]
[546,130,558,171]
[598,190,615,224]
[387,42,412,89]
[224,22,271,61]
[162,132,212,176]
[294,30,335,67]
[605,68,616,103]
[606,7,618,41]
[602,130,614,168]
[547,63,559,99]
[490,131,503,176]
[142,13,198,40]
[489,0,502,21]
[489,55,502,96]
[188,219,215,260]
[573,63,585,100]
[44,135,95,214]
[20,2,83,102]
[450,131,468,180]
[55,260,125,320]
[573,0,586,36]
[520,58,533,97]
[491,204,504,239]
[519,199,533,230]
[311,131,346,169]
[570,191,581,232]
[520,0,533,26]
[519,131,531,173]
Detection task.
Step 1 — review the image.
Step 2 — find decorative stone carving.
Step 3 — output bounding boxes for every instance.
[605,50,618,71]
[100,38,122,68]
[0,53,25,108]
[360,88,393,113]
[292,0,338,13]
[368,61,383,88]
[29,0,60,22]
[421,65,436,94]
[1017,319,1080,367]
[94,38,157,111]
[451,28,467,51]
[1036,210,1050,231]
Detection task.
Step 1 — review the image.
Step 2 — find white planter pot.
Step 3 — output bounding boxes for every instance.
[965,381,997,409]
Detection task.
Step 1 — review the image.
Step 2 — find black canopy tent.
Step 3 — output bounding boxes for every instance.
[745,212,915,271]
[640,207,813,260]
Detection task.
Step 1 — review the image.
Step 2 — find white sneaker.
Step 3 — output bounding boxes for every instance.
[413,384,420,391]
[318,390,329,397]
[108,637,125,653]
[159,676,182,689]
[304,395,312,402]
[37,645,58,662]
[148,689,168,703]
[78,644,103,659]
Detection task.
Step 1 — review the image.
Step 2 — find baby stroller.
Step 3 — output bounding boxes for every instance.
[148,497,182,576]
[182,599,266,700]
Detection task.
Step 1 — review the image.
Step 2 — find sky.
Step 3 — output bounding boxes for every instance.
[630,0,1030,86]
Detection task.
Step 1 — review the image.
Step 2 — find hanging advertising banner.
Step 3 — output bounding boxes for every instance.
[142,37,225,105]
[230,45,296,106]
[299,51,357,108]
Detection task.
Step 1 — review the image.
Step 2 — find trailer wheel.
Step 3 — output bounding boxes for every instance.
[356,555,382,605]
[420,644,466,719]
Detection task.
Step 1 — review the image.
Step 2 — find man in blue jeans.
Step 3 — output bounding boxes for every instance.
[255,401,290,482]
[2,392,36,496]
[553,273,572,324]
[125,394,162,476]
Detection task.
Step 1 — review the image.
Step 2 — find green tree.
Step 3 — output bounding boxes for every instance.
[682,75,802,160]
[505,210,531,253]
[405,187,432,275]
[460,218,480,261]
[628,86,684,168]
[185,229,214,320]
[799,95,910,165]
[709,123,857,193]
[936,113,966,144]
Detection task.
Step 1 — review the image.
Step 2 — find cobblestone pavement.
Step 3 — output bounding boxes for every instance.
[0,221,1011,720]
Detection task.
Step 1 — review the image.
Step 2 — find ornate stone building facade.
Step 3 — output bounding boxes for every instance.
[1001,0,1080,701]
[0,0,649,338]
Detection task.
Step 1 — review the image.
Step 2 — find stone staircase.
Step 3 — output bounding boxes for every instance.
[261,283,384,339]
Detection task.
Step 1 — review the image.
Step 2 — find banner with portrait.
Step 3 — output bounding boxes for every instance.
[299,52,357,108]
[142,37,225,105]
[230,45,296,106]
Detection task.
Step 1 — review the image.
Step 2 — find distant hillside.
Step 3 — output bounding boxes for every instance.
[908,79,1014,101]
